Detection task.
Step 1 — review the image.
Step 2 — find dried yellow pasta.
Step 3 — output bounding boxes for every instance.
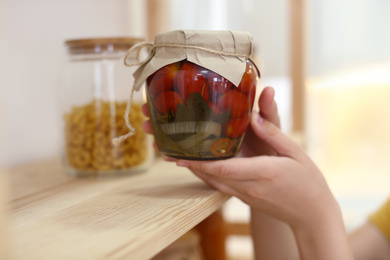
[63,100,147,172]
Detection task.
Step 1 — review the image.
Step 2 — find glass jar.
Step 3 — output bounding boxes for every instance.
[146,59,258,160]
[60,37,154,177]
[132,30,260,160]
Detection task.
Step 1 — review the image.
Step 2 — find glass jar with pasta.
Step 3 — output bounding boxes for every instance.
[60,38,154,177]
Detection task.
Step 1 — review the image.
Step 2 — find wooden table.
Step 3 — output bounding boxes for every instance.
[4,158,230,260]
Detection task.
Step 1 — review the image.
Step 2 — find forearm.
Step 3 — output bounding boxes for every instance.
[291,204,354,260]
[251,208,299,260]
[251,202,354,260]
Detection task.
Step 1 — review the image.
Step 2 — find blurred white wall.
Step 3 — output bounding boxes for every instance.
[307,0,390,76]
[305,0,390,181]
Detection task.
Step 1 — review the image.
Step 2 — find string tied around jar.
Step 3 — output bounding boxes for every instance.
[111,40,252,146]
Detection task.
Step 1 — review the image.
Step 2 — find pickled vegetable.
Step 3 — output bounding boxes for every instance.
[146,60,259,160]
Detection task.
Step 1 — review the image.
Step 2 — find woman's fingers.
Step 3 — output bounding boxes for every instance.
[178,157,271,181]
[178,115,306,180]
[161,155,177,162]
[258,86,280,127]
[141,103,154,134]
[141,103,150,117]
[250,113,305,160]
[192,170,241,197]
[142,120,153,134]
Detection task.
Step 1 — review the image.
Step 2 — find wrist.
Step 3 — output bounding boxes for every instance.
[250,208,300,260]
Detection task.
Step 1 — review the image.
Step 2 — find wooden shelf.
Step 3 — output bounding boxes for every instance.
[4,158,230,260]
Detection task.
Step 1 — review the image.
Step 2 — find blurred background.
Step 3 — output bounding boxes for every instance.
[1,0,389,259]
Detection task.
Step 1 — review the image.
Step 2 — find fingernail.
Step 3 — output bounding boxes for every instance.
[162,156,176,162]
[176,160,189,167]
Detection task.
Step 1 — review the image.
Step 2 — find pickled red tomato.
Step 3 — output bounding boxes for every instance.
[218,89,250,118]
[237,60,259,94]
[207,71,232,94]
[224,116,250,138]
[147,62,181,96]
[154,91,184,114]
[176,62,209,101]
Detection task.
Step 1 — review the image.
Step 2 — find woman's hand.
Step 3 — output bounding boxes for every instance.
[143,85,332,227]
[176,112,335,228]
[142,86,353,259]
[174,109,353,260]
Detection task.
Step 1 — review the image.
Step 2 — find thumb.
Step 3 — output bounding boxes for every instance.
[250,112,304,160]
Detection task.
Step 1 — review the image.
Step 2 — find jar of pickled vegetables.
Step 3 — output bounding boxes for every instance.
[60,37,154,177]
[128,30,259,160]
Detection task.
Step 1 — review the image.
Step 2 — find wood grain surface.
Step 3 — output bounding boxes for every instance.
[5,158,230,260]
[0,169,11,260]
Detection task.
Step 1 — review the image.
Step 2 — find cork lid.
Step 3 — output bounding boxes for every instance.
[65,37,144,54]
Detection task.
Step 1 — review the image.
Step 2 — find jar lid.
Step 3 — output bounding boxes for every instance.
[65,37,144,54]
